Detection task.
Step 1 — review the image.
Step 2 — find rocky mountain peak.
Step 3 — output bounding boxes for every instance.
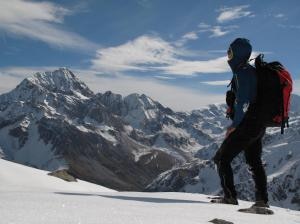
[100,91,123,106]
[24,68,93,97]
[124,93,157,111]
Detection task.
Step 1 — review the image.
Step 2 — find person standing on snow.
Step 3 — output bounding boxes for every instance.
[212,38,269,207]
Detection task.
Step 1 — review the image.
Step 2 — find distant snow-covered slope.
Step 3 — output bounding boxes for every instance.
[0,159,298,224]
[0,158,114,193]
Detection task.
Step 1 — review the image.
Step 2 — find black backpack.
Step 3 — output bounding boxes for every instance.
[255,54,293,134]
[226,55,293,134]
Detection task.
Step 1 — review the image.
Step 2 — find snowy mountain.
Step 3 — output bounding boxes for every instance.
[0,68,220,191]
[1,158,298,224]
[0,68,299,211]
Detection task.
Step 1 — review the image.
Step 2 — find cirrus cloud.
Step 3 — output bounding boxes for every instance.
[91,35,230,76]
[217,5,254,23]
[197,22,238,38]
[200,80,230,86]
[0,0,98,51]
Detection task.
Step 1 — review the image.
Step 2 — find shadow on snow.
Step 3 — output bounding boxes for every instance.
[54,192,209,204]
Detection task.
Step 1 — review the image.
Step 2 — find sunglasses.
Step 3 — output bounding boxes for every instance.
[227,47,233,60]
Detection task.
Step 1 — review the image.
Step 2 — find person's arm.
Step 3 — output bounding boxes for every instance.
[230,72,251,128]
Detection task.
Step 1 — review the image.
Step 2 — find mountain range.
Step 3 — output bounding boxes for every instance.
[0,68,299,210]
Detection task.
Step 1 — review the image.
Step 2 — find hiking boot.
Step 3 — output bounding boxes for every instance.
[210,197,238,205]
[251,200,270,208]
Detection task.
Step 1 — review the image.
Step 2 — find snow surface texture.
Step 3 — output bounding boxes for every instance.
[1,159,299,224]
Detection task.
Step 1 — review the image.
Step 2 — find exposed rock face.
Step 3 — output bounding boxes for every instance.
[48,169,77,182]
[209,218,234,224]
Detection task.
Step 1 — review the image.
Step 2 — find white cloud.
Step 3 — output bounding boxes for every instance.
[197,23,238,38]
[175,22,235,47]
[293,80,300,95]
[0,0,97,50]
[201,80,230,86]
[160,56,229,75]
[91,35,230,76]
[209,26,229,37]
[274,13,285,19]
[198,22,211,29]
[175,31,199,47]
[182,32,198,40]
[0,75,24,94]
[91,35,177,73]
[154,76,176,80]
[217,5,253,23]
[80,74,224,111]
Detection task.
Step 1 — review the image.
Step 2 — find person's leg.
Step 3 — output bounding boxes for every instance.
[244,128,268,204]
[213,128,256,200]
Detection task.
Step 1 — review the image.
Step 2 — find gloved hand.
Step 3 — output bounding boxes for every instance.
[226,90,235,120]
[225,127,236,138]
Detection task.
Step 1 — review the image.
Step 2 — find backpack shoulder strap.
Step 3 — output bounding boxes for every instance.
[227,76,237,92]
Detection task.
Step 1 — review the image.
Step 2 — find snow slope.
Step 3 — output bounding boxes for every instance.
[1,159,299,224]
[0,158,115,193]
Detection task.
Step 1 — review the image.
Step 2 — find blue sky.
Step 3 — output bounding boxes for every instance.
[0,0,299,110]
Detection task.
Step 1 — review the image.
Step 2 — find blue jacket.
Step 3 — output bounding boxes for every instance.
[228,38,257,128]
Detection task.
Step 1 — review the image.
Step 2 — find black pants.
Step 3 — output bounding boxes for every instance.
[213,114,268,202]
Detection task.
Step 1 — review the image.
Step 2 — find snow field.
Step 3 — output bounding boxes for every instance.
[0,159,299,224]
